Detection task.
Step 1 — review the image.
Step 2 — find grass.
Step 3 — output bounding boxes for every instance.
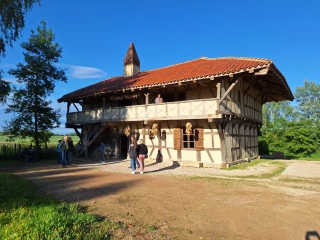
[187,176,238,186]
[0,160,21,166]
[226,160,287,179]
[188,160,288,182]
[145,225,158,231]
[0,173,122,240]
[222,159,270,170]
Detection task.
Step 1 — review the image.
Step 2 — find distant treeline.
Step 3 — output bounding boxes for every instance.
[0,132,77,136]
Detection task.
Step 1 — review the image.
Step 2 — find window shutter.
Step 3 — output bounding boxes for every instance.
[195,128,204,151]
[173,128,181,150]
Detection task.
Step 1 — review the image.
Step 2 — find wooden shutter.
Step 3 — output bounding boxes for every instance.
[173,128,181,150]
[195,128,204,151]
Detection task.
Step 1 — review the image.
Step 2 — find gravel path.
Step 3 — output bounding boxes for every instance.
[69,157,320,179]
[9,157,320,240]
[281,160,320,178]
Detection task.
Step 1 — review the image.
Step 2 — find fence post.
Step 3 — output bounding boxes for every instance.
[4,145,6,159]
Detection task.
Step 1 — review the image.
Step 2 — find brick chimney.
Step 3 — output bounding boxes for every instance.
[123,43,140,77]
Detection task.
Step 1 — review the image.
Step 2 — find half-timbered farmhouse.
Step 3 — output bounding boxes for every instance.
[58,43,294,167]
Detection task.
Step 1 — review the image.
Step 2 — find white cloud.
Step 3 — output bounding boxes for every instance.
[69,65,107,79]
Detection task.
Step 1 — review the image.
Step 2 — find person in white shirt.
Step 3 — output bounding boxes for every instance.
[155,94,163,103]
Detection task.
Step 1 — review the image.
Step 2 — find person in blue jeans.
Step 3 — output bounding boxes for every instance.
[128,137,140,174]
[59,136,70,167]
[98,142,106,163]
[57,140,62,163]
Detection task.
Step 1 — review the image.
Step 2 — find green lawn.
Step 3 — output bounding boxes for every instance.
[0,173,118,239]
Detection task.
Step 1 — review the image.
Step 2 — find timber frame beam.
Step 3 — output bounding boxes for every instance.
[72,102,80,112]
[218,76,242,104]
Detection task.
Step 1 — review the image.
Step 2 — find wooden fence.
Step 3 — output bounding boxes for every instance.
[0,143,58,161]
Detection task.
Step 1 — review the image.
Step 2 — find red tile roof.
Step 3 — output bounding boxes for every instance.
[58,57,291,102]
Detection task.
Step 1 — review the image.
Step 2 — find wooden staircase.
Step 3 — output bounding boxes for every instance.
[79,127,112,157]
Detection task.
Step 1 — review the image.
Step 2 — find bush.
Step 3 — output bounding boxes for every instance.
[258,140,269,155]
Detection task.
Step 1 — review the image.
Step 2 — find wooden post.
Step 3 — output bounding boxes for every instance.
[216,119,227,166]
[144,93,150,105]
[67,102,71,114]
[102,98,106,109]
[216,83,221,99]
[102,98,106,119]
[85,133,88,158]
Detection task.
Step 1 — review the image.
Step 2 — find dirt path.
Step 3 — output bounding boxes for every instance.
[6,158,320,240]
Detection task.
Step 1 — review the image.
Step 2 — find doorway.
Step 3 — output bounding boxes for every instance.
[120,135,128,159]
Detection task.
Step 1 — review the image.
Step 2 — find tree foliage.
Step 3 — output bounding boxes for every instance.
[284,119,320,156]
[0,79,10,102]
[259,80,320,158]
[0,0,40,55]
[4,21,67,150]
[0,0,41,103]
[295,79,320,121]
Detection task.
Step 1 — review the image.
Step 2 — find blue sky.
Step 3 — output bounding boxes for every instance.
[0,0,319,134]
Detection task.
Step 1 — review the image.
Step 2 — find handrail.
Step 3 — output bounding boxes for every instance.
[65,97,262,124]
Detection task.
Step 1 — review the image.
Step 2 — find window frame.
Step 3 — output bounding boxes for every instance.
[181,129,195,150]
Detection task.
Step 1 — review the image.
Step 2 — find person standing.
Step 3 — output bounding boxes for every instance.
[59,136,70,167]
[67,137,74,165]
[98,141,106,163]
[128,137,140,174]
[136,139,148,174]
[57,140,62,163]
[155,94,163,103]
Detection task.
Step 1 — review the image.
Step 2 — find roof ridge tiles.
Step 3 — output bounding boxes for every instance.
[144,56,272,73]
[202,56,272,63]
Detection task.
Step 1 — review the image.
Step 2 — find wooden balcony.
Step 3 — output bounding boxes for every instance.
[66,98,221,125]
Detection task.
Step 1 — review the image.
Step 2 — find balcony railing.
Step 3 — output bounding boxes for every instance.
[66,98,220,125]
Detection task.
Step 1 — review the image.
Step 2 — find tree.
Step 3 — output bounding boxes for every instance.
[260,101,295,154]
[0,0,41,103]
[4,21,67,150]
[295,80,320,121]
[0,79,10,102]
[284,119,320,157]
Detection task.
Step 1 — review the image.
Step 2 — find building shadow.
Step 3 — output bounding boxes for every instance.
[146,162,180,173]
[305,231,320,240]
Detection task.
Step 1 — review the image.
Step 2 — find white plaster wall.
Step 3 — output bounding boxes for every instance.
[124,64,140,77]
[200,151,222,164]
[214,134,221,148]
[203,132,214,148]
[131,120,223,164]
[180,150,197,161]
[162,148,175,161]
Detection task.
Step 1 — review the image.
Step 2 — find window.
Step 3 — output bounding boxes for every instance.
[182,130,195,149]
[173,128,204,151]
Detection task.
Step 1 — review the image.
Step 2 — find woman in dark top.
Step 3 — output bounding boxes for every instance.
[136,139,148,174]
[128,136,140,174]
